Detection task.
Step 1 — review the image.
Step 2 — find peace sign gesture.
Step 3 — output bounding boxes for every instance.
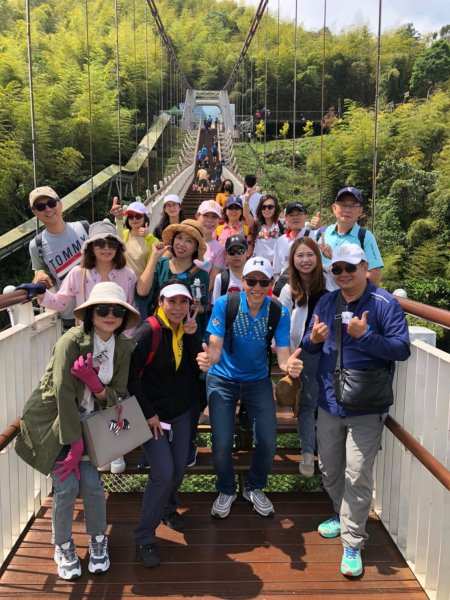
[184,305,199,335]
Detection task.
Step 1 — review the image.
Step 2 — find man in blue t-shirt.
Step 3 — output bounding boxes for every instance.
[320,187,383,285]
[197,257,303,519]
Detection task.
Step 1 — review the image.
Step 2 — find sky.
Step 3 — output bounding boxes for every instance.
[241,0,449,35]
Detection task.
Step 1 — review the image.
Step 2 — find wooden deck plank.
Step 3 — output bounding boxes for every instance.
[0,493,427,599]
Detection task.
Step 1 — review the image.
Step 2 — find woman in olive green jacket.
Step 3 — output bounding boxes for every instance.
[15,282,140,581]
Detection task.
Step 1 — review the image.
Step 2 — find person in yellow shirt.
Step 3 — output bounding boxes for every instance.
[215,179,234,208]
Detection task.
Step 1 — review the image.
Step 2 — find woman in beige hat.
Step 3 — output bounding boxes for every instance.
[136,219,209,330]
[15,282,138,582]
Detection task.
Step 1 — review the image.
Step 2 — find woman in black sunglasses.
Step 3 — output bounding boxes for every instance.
[37,220,137,327]
[252,194,284,264]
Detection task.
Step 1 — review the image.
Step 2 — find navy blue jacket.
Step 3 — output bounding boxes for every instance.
[302,283,410,417]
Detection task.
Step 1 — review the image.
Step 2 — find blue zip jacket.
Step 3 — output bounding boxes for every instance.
[302,283,410,417]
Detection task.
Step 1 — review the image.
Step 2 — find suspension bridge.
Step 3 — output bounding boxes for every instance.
[0,0,449,598]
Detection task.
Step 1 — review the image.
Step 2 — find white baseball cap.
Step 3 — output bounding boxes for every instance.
[197,200,222,217]
[163,194,182,205]
[159,283,192,300]
[242,256,274,279]
[331,243,367,265]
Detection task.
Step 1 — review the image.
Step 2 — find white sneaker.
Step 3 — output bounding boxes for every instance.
[97,463,111,472]
[243,488,274,517]
[88,534,110,574]
[211,493,237,518]
[299,452,315,478]
[54,540,82,580]
[110,456,126,474]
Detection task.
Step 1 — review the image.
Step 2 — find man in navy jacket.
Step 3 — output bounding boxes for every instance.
[303,243,410,578]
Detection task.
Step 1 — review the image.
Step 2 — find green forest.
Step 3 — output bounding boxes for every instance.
[0,0,449,313]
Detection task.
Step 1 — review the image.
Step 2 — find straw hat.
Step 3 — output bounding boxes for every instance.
[74,282,141,328]
[162,219,207,260]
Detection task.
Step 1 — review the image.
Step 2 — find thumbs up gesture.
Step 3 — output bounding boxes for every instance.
[347,311,369,339]
[311,314,329,344]
[110,196,123,218]
[196,342,212,372]
[310,211,321,229]
[286,347,303,379]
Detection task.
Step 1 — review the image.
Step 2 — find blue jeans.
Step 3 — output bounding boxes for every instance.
[51,460,106,546]
[135,410,191,545]
[207,374,276,495]
[298,349,320,455]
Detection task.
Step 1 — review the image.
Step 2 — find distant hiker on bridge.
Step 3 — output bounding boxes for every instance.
[15,282,139,580]
[319,187,383,285]
[272,201,321,280]
[28,186,90,330]
[129,281,202,569]
[198,144,208,162]
[196,256,302,519]
[251,193,285,264]
[303,243,410,577]
[196,165,210,193]
[153,194,184,241]
[215,179,234,208]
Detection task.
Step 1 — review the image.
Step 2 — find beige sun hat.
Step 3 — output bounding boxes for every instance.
[29,186,59,208]
[74,282,141,328]
[82,219,125,253]
[162,219,207,260]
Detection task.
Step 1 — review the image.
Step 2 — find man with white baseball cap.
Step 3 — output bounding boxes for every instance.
[302,243,410,577]
[197,256,303,519]
[28,186,90,328]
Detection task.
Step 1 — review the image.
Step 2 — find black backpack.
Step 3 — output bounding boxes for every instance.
[224,291,282,370]
[219,269,230,296]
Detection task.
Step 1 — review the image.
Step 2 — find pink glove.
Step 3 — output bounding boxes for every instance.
[71,353,104,395]
[54,438,84,482]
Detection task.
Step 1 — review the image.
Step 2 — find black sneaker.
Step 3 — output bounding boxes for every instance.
[162,511,185,532]
[136,543,160,568]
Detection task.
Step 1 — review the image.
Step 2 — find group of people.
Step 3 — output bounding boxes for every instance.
[13,178,410,582]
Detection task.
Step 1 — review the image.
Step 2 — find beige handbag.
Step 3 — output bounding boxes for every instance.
[81,396,152,467]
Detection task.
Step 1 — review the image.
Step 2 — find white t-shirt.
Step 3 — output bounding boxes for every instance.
[212,269,243,304]
[253,222,283,263]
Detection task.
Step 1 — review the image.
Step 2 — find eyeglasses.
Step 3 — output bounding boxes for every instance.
[331,263,358,275]
[227,247,246,256]
[244,277,271,288]
[93,237,120,249]
[94,304,127,318]
[261,204,275,210]
[33,198,59,212]
[336,202,361,210]
[127,213,144,220]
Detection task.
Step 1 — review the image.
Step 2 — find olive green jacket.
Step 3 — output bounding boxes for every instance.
[15,326,135,475]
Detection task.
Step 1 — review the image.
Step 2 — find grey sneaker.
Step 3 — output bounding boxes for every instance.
[211,492,237,518]
[88,534,110,574]
[54,540,82,580]
[299,452,315,477]
[243,488,274,517]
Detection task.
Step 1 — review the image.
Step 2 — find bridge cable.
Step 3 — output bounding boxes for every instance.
[84,0,95,221]
[371,0,383,232]
[114,0,123,200]
[160,36,164,179]
[292,0,298,174]
[275,0,280,146]
[263,2,269,168]
[25,0,38,233]
[319,0,327,214]
[144,1,151,193]
[132,0,139,197]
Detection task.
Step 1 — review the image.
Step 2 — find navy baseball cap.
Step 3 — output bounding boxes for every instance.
[285,201,306,215]
[225,234,248,251]
[225,195,243,209]
[334,187,365,205]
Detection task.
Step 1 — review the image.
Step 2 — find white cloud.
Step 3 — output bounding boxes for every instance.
[241,0,448,34]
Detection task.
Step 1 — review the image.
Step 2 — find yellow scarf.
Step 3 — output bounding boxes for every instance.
[156,307,184,370]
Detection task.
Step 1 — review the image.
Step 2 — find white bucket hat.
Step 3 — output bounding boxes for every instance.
[163,194,182,206]
[74,282,141,328]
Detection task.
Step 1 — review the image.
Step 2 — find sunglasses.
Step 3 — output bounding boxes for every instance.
[33,198,59,212]
[261,204,275,210]
[94,304,127,318]
[244,277,271,288]
[127,213,144,220]
[331,263,358,275]
[227,247,246,256]
[93,237,120,249]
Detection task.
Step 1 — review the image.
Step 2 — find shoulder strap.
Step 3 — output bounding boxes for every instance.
[358,227,366,249]
[81,220,89,235]
[142,315,162,371]
[35,231,44,261]
[334,293,345,372]
[273,270,288,297]
[303,229,310,237]
[225,292,240,354]
[265,297,282,372]
[220,269,230,296]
